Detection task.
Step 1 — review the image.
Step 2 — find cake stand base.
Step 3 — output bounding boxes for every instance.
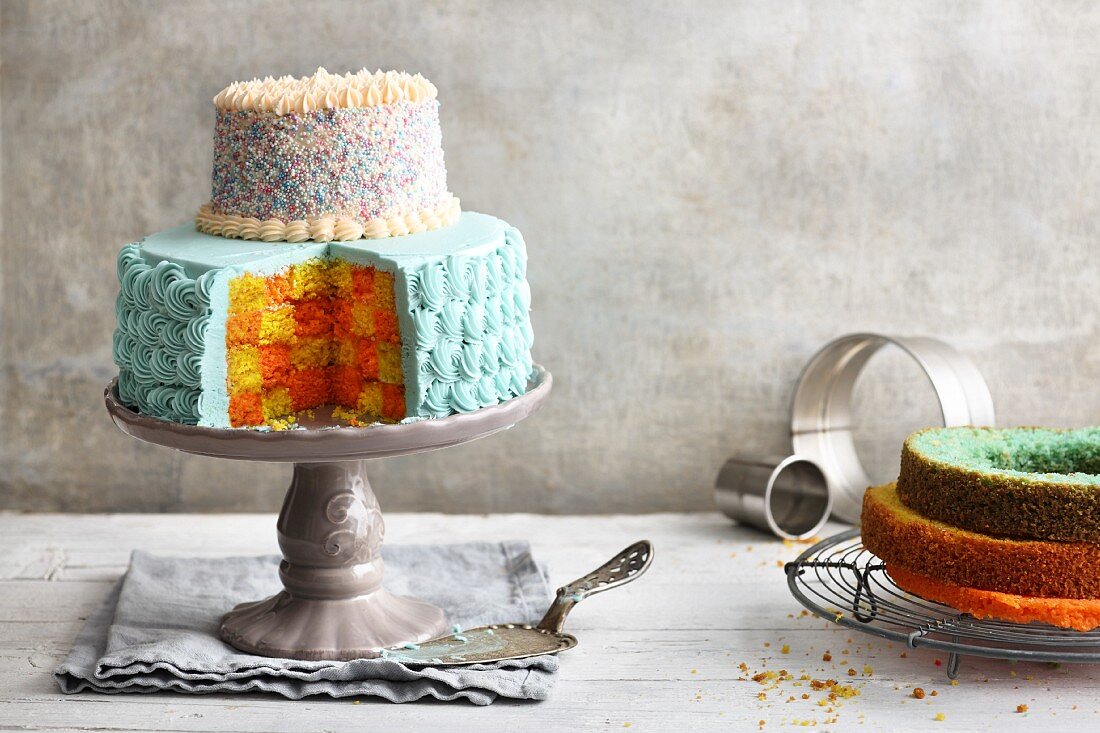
[104,365,552,662]
[219,460,447,660]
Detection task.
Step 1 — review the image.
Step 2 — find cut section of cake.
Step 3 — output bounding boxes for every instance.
[112,68,535,428]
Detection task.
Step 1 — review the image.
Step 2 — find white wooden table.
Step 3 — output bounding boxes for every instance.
[2,512,1097,732]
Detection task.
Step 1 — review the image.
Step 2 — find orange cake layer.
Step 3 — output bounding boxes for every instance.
[862,483,1100,599]
[225,258,405,427]
[888,563,1100,632]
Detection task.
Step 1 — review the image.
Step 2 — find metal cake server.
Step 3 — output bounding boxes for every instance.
[382,540,653,666]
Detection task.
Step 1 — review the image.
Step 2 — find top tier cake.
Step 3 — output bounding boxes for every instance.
[112,69,533,429]
[196,68,460,242]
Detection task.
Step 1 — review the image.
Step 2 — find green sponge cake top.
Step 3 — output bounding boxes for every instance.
[897,426,1100,543]
[909,426,1100,486]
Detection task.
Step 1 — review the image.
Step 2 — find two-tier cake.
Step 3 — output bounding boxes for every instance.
[113,69,534,428]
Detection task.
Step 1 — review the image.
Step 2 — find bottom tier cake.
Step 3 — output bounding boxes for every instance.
[113,212,534,428]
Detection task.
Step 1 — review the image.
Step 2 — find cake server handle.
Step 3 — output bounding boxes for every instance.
[536,539,654,633]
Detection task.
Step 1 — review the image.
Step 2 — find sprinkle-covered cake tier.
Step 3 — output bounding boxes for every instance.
[861,426,1100,630]
[196,68,459,242]
[112,68,534,428]
[897,426,1100,543]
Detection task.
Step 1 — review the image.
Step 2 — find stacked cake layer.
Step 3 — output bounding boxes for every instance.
[862,427,1100,631]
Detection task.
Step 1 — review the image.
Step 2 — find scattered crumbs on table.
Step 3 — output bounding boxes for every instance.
[934,712,946,721]
[781,645,791,654]
[930,690,938,696]
[800,610,809,618]
[823,652,832,662]
[863,665,873,676]
[730,552,737,558]
[1016,704,1028,713]
[847,668,857,677]
[900,652,908,658]
[691,669,698,674]
[950,680,959,687]
[913,688,926,699]
[764,642,770,648]
[1010,670,1017,677]
[623,723,632,728]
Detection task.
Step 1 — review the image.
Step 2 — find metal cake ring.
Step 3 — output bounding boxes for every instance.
[790,333,996,524]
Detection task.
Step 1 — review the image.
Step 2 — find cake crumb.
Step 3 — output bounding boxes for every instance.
[847,668,857,677]
[781,645,791,654]
[931,690,938,696]
[1016,704,1028,713]
[934,713,946,721]
[823,652,832,662]
[913,688,926,699]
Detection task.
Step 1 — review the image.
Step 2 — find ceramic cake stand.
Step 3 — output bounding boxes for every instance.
[104,366,552,661]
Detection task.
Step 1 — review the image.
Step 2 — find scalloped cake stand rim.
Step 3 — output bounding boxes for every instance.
[104,364,552,463]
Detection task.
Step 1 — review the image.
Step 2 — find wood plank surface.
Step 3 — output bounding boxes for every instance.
[1,512,1097,732]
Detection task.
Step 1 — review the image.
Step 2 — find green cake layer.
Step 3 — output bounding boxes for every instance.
[896,426,1100,543]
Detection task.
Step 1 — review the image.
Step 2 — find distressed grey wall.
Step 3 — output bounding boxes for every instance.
[2,1,1099,513]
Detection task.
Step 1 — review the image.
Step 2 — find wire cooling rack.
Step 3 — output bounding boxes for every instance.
[784,529,1100,679]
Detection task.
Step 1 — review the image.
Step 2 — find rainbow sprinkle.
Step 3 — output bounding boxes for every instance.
[211,102,448,224]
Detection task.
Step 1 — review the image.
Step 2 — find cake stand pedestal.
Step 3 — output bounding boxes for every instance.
[104,366,552,661]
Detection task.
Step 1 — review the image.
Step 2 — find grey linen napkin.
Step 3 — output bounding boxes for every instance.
[55,542,558,704]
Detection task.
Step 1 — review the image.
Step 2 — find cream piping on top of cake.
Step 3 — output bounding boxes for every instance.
[213,68,438,114]
[195,195,461,243]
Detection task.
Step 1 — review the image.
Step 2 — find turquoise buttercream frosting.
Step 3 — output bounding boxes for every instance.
[114,243,212,424]
[112,212,534,427]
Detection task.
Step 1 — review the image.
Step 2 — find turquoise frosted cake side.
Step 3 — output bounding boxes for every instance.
[113,212,534,427]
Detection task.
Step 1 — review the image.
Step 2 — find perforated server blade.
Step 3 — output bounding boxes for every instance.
[383,540,653,666]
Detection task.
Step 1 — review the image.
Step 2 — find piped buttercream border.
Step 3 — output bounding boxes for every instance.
[195,196,461,243]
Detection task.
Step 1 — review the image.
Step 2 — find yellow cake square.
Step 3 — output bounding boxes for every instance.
[290,336,333,370]
[262,387,294,420]
[228,274,266,314]
[259,307,297,345]
[378,342,403,384]
[350,302,375,338]
[226,345,262,393]
[357,382,384,415]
